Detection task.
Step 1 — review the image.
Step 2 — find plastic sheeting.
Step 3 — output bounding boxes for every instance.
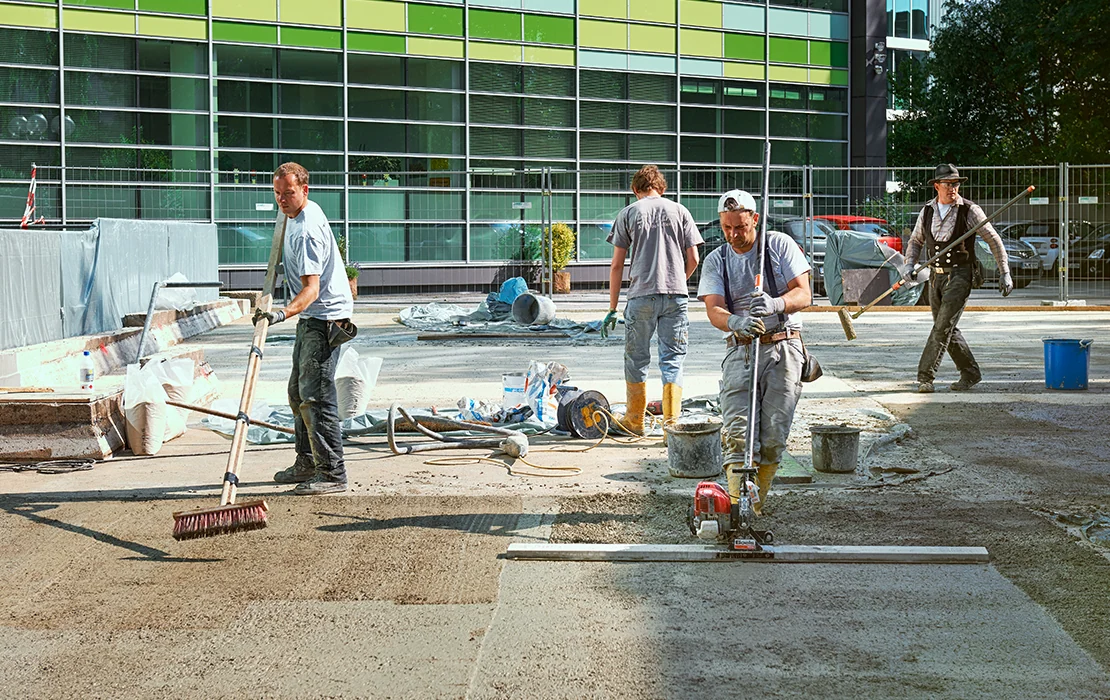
[398,300,605,338]
[823,230,924,306]
[61,218,219,337]
[0,229,63,351]
[0,219,218,350]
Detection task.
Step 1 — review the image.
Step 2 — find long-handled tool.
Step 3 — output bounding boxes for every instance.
[838,185,1035,341]
[173,213,286,540]
[688,141,774,554]
[166,399,295,435]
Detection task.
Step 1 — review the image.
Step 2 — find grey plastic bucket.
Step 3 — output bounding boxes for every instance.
[512,292,556,325]
[810,424,861,473]
[665,416,723,478]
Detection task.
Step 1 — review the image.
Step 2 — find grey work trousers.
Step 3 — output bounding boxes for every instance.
[624,294,690,385]
[720,337,805,467]
[917,266,981,384]
[288,317,346,481]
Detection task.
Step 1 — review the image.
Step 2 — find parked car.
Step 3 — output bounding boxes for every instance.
[994,220,1097,273]
[1067,222,1110,278]
[814,215,903,252]
[975,237,1041,289]
[691,216,831,295]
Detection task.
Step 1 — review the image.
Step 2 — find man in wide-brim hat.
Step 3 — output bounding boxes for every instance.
[926,163,969,186]
[901,163,1013,394]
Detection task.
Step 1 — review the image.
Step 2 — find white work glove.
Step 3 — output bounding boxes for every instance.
[899,263,929,286]
[727,314,765,340]
[1000,271,1014,297]
[748,291,785,318]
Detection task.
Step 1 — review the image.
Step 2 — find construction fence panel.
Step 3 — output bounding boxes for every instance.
[59,218,219,337]
[0,229,62,352]
[5,163,1110,302]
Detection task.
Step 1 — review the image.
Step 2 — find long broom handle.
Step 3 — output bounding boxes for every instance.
[166,399,295,435]
[220,214,287,506]
[851,185,1034,319]
[741,141,773,475]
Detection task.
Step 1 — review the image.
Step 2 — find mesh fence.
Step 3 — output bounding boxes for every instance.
[2,163,1108,302]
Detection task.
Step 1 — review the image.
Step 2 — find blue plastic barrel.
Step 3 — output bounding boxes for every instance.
[1043,339,1093,390]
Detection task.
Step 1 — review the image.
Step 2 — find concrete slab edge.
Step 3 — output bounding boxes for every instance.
[504,543,991,564]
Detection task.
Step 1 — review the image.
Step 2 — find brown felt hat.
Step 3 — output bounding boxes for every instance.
[928,163,968,185]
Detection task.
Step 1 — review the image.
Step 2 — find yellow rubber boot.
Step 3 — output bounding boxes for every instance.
[661,383,681,445]
[725,463,743,504]
[754,462,779,515]
[616,381,647,436]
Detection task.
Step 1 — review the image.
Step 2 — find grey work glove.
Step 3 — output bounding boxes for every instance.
[727,314,765,340]
[899,262,919,281]
[252,308,286,326]
[748,291,786,318]
[599,309,618,339]
[999,271,1014,297]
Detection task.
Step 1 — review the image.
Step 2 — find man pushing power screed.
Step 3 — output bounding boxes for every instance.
[601,165,703,436]
[697,189,811,515]
[255,162,355,495]
[903,164,1012,394]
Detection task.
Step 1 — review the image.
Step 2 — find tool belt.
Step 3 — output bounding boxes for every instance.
[726,328,801,348]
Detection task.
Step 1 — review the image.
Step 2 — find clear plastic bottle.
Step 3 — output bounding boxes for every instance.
[79,350,95,391]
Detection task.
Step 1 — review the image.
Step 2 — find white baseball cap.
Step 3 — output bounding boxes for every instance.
[717,189,758,214]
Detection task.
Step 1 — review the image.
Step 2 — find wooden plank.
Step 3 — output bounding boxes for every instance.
[504,543,990,564]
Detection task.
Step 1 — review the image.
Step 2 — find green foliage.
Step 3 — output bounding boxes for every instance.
[523,222,577,272]
[854,192,921,233]
[335,232,360,279]
[888,0,1110,166]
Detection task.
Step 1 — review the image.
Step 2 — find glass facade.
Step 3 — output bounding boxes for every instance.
[1,0,851,268]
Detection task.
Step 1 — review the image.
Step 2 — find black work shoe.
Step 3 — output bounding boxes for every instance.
[950,376,981,392]
[274,455,316,484]
[292,474,347,495]
[917,381,935,394]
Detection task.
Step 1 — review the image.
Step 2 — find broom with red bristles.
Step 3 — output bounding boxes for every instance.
[173,214,287,540]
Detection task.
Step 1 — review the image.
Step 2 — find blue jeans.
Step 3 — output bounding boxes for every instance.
[623,294,689,385]
[288,317,346,481]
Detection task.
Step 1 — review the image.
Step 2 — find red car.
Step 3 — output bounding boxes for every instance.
[815,215,903,253]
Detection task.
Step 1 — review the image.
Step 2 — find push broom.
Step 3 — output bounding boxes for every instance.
[838,185,1034,341]
[173,213,287,540]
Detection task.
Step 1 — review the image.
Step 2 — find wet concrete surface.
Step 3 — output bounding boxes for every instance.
[1,301,1107,698]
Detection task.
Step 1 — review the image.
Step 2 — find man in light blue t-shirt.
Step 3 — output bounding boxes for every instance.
[697,189,811,514]
[253,162,354,495]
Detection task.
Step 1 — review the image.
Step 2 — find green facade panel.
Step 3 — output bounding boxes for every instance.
[281,26,342,50]
[348,32,405,53]
[213,20,276,44]
[64,0,134,9]
[523,14,573,45]
[769,37,807,64]
[138,0,205,14]
[408,3,463,37]
[470,9,521,42]
[724,32,762,61]
[810,41,848,68]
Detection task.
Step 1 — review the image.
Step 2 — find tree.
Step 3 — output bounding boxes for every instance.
[888,0,1110,166]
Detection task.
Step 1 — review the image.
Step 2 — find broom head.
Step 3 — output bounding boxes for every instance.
[837,307,857,341]
[172,499,269,541]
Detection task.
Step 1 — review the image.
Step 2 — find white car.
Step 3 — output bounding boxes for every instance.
[995,220,1096,273]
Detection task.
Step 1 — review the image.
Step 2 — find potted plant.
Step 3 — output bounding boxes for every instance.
[336,234,360,300]
[524,222,577,293]
[350,155,401,186]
